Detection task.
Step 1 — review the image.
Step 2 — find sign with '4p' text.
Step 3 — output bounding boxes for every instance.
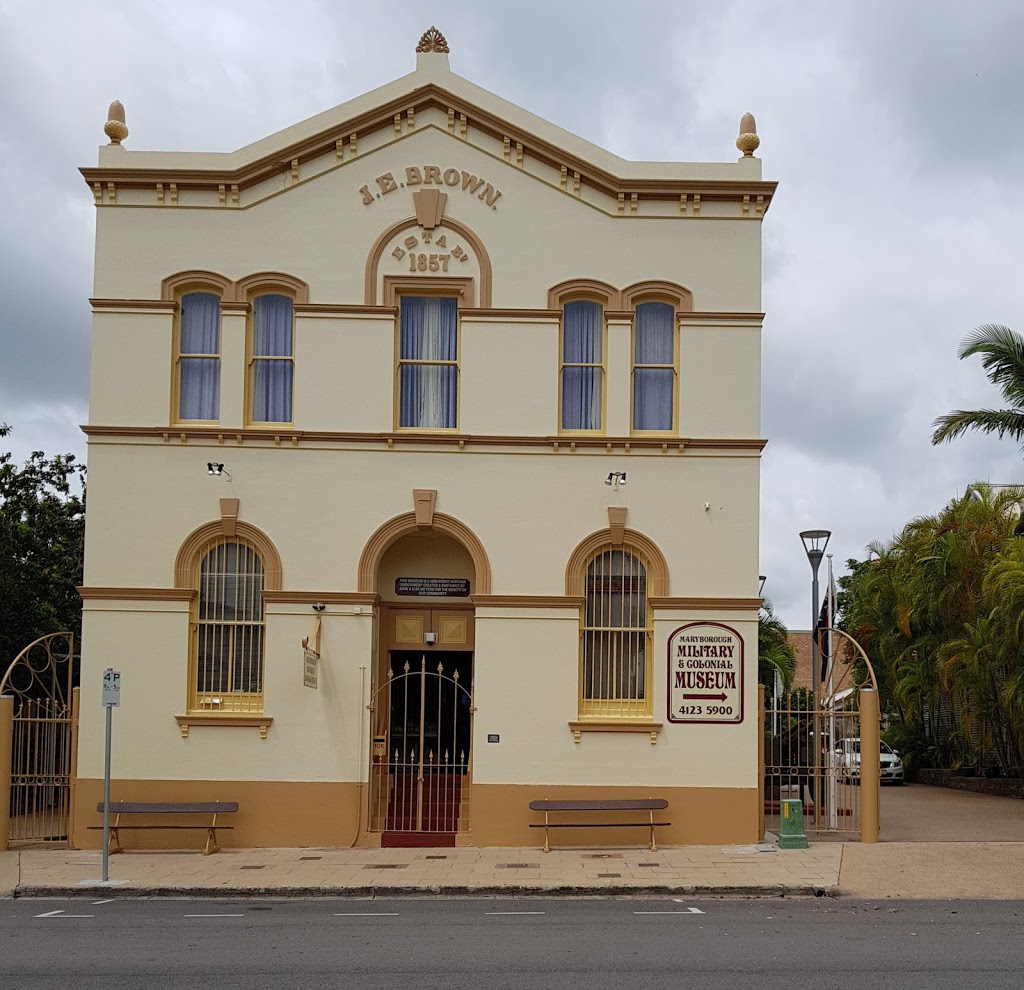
[667,622,744,724]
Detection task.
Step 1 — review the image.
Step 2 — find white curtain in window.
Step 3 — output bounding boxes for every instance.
[399,296,458,428]
[251,295,293,423]
[179,292,220,421]
[633,301,674,431]
[562,300,603,430]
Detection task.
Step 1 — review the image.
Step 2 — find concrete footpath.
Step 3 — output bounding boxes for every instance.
[2,838,1023,899]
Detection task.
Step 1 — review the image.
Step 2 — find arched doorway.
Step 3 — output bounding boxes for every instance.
[368,529,477,846]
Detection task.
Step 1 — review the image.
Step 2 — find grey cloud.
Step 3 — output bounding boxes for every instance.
[2,0,1024,629]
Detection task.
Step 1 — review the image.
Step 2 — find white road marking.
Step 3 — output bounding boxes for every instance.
[91,899,114,905]
[485,911,546,916]
[333,912,400,917]
[35,910,94,918]
[670,903,706,913]
[34,910,65,918]
[635,909,705,915]
[184,914,245,918]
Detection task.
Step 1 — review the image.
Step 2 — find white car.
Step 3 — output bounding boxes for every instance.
[834,738,905,785]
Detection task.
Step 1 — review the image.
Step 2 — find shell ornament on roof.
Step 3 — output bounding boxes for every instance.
[736,112,759,157]
[416,26,449,53]
[104,100,128,145]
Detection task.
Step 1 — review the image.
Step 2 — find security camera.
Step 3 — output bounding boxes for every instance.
[312,603,326,612]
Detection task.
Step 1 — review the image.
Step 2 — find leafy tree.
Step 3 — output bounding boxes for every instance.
[932,324,1024,449]
[0,425,86,667]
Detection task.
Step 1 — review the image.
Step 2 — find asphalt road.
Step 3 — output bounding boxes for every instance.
[1,897,1023,989]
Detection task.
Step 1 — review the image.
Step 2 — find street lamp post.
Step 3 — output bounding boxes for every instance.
[799,529,831,830]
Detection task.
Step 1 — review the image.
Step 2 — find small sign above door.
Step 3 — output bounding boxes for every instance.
[395,577,470,598]
[303,648,319,689]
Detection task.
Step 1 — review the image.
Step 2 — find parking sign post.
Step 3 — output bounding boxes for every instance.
[101,668,120,883]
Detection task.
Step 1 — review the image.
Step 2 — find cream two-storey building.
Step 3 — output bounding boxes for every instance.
[74,29,774,849]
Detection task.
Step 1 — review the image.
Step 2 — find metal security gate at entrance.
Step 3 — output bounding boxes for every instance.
[368,653,473,841]
[763,628,880,840]
[0,633,77,848]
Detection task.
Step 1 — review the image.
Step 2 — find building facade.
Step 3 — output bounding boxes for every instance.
[74,29,775,849]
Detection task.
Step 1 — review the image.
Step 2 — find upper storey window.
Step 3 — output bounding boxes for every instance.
[632,301,676,433]
[398,296,459,430]
[560,300,604,432]
[177,291,221,422]
[250,294,294,424]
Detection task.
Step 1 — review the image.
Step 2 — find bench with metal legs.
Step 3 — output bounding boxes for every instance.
[528,799,670,853]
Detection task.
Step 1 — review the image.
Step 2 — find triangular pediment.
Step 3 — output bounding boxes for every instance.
[82,38,774,219]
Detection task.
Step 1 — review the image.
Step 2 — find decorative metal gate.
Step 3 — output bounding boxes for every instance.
[1,633,76,845]
[368,656,473,834]
[764,628,878,837]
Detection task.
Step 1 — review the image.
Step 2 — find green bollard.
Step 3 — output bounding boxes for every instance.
[778,797,808,849]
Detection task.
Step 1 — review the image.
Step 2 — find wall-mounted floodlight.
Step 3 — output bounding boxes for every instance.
[605,471,627,491]
[207,462,231,478]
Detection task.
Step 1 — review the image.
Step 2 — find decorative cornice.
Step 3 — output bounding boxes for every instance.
[262,591,381,605]
[78,586,195,601]
[649,596,762,610]
[79,84,777,215]
[464,308,561,320]
[471,595,584,608]
[89,299,177,313]
[87,298,762,324]
[80,425,768,452]
[293,304,396,317]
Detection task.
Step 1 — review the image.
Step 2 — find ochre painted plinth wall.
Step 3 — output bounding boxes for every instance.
[468,783,759,847]
[72,779,367,851]
[72,778,757,850]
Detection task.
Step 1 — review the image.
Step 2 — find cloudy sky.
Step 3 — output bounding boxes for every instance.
[2,0,1022,628]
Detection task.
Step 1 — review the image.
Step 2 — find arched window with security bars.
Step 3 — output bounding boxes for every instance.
[580,543,653,718]
[189,537,266,714]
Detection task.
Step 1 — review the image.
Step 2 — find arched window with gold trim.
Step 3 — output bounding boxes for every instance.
[580,543,653,718]
[176,290,222,422]
[632,300,676,433]
[560,299,606,433]
[249,293,294,424]
[190,536,266,713]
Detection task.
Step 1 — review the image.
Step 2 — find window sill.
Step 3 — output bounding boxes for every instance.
[568,719,663,745]
[176,713,273,739]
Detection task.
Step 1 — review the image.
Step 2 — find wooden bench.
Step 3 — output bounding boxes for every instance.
[90,802,238,856]
[528,799,670,853]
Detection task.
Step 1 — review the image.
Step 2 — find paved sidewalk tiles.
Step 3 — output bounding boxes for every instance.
[5,843,843,899]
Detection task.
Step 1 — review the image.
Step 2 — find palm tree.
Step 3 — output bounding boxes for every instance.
[932,324,1024,448]
[758,600,795,690]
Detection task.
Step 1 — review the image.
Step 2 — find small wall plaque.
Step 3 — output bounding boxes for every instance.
[487,733,500,743]
[395,577,470,597]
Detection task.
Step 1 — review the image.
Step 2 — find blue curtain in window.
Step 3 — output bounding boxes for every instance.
[633,301,674,431]
[399,296,458,428]
[562,300,602,430]
[179,292,220,420]
[252,295,293,423]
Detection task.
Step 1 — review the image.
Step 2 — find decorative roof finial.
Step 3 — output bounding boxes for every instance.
[416,26,449,54]
[104,100,128,145]
[736,112,759,158]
